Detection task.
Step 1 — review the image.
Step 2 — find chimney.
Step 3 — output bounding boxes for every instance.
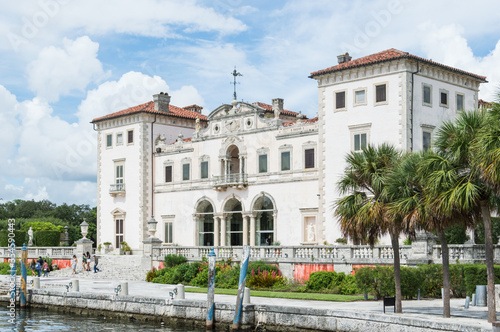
[153,92,171,113]
[337,52,352,64]
[272,98,284,117]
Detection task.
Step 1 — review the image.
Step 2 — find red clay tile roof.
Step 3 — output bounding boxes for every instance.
[91,101,207,123]
[253,102,301,117]
[282,117,318,127]
[309,48,487,82]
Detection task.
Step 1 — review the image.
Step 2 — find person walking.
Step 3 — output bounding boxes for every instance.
[30,260,36,276]
[86,252,91,271]
[72,255,77,274]
[93,255,100,273]
[82,252,87,272]
[35,260,42,277]
[42,261,49,277]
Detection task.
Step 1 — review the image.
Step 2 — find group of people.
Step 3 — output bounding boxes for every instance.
[30,256,49,277]
[72,252,100,274]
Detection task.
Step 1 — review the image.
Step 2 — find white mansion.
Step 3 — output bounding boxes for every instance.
[92,49,487,251]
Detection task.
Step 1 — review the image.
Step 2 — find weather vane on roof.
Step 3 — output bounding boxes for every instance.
[231,66,242,100]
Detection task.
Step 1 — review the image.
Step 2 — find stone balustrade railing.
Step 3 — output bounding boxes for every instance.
[0,246,76,259]
[0,243,498,266]
[153,244,500,265]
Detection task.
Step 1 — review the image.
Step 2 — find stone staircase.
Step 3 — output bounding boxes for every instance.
[49,255,151,281]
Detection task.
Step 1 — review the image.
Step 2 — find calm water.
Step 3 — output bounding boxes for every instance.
[0,306,207,332]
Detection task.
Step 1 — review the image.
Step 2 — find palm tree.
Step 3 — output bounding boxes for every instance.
[434,110,499,322]
[335,144,404,313]
[388,151,470,318]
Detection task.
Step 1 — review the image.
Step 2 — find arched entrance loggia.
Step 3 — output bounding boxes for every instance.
[223,197,244,246]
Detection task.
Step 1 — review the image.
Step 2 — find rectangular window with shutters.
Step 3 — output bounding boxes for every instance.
[281,151,291,171]
[165,222,173,244]
[182,163,190,181]
[115,219,123,249]
[165,165,172,182]
[423,84,432,106]
[440,89,449,107]
[456,93,464,111]
[305,149,315,169]
[423,131,431,151]
[354,89,366,105]
[116,133,123,145]
[354,133,367,152]
[115,164,124,185]
[127,130,134,144]
[200,161,208,179]
[335,91,346,110]
[375,84,387,103]
[259,154,268,173]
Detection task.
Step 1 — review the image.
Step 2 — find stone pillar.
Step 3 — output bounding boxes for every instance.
[243,214,249,246]
[213,215,220,247]
[143,236,163,270]
[75,238,94,258]
[220,214,227,246]
[273,211,278,244]
[250,215,256,246]
[239,156,243,174]
[466,228,475,244]
[226,159,231,176]
[194,214,200,246]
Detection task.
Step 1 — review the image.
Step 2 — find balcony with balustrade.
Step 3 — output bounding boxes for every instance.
[212,173,248,191]
[109,183,126,196]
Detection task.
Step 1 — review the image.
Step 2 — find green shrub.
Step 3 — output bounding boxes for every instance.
[418,264,442,297]
[247,261,278,275]
[216,264,240,289]
[34,230,61,246]
[307,271,335,291]
[400,267,424,299]
[20,221,63,232]
[0,261,33,276]
[372,266,395,298]
[146,267,157,282]
[247,267,284,289]
[164,254,187,267]
[354,266,375,294]
[449,264,466,297]
[337,274,358,295]
[0,231,28,247]
[191,264,209,287]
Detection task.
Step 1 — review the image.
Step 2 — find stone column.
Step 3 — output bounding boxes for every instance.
[466,228,475,244]
[243,214,249,246]
[194,214,200,246]
[226,159,231,177]
[239,156,243,175]
[250,215,256,246]
[220,214,227,246]
[214,215,220,247]
[273,211,278,244]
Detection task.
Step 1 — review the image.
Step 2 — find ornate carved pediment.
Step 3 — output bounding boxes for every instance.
[219,135,246,156]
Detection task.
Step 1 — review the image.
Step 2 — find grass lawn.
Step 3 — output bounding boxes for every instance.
[185,287,364,302]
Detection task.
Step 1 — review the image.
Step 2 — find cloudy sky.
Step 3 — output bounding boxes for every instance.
[0,0,499,206]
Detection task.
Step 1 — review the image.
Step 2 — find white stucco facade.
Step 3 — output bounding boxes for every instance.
[93,49,486,250]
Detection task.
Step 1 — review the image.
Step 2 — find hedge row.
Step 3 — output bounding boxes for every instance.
[0,230,61,247]
[306,271,358,295]
[0,231,27,247]
[147,258,283,289]
[353,264,499,299]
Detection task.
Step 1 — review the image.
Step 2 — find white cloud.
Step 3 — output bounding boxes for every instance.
[0,0,246,55]
[27,36,107,102]
[417,24,500,101]
[77,71,204,124]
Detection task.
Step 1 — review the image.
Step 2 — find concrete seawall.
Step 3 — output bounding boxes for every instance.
[0,289,490,332]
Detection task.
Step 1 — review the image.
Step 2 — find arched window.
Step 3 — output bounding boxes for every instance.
[196,201,214,246]
[224,198,243,246]
[253,195,275,245]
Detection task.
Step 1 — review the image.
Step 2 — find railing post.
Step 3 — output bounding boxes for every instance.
[232,246,250,331]
[206,248,216,330]
[20,244,27,308]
